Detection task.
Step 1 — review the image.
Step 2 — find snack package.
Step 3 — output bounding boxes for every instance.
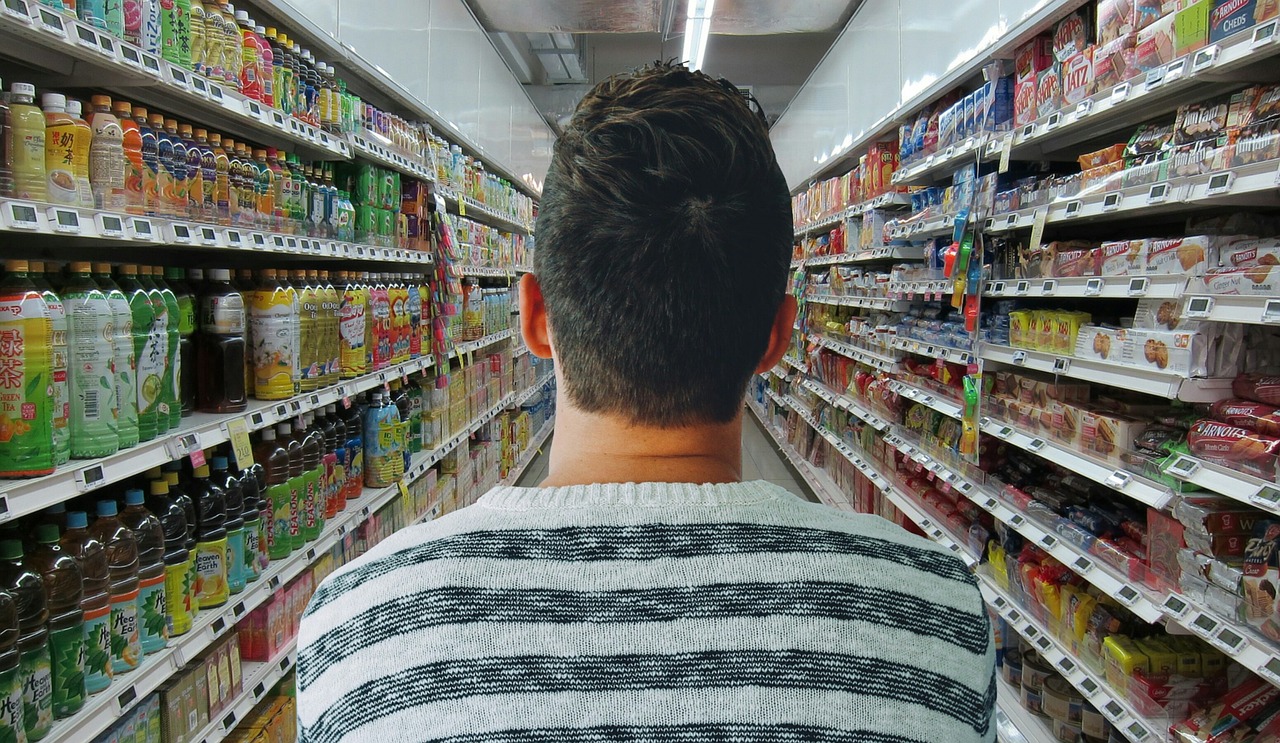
[1123,328,1213,376]
[1242,520,1280,639]
[1173,95,1234,146]
[1248,83,1280,126]
[1234,374,1280,406]
[1098,0,1137,44]
[1078,143,1128,170]
[1169,138,1231,179]
[1014,78,1038,128]
[1133,298,1202,331]
[1082,409,1150,458]
[1202,264,1280,295]
[1209,399,1280,436]
[1210,0,1280,43]
[1060,50,1095,108]
[1091,33,1138,93]
[1145,235,1218,275]
[1051,243,1101,277]
[1135,12,1177,72]
[1053,8,1093,62]
[1187,418,1280,480]
[1231,119,1280,168]
[1036,66,1062,119]
[1136,0,1179,30]
[1100,239,1149,276]
[1076,325,1127,362]
[1217,236,1280,270]
[1175,0,1213,56]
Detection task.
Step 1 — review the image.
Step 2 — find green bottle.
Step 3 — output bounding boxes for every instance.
[0,540,51,740]
[165,268,197,418]
[161,0,192,70]
[137,268,174,434]
[28,263,69,468]
[115,266,159,442]
[151,269,183,431]
[28,525,85,720]
[62,263,119,459]
[0,588,24,743]
[94,264,139,450]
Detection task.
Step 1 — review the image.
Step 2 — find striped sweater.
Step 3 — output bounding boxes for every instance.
[297,482,996,743]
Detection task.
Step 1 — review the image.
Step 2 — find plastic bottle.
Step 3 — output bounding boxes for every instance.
[341,392,363,501]
[102,0,125,40]
[236,11,261,101]
[210,132,230,224]
[149,114,176,219]
[237,462,263,583]
[0,261,55,478]
[28,525,84,719]
[41,94,80,208]
[179,124,201,221]
[90,500,139,675]
[58,511,110,695]
[112,101,143,216]
[62,262,119,458]
[219,2,242,87]
[279,421,303,551]
[209,457,245,595]
[163,268,196,418]
[317,271,339,387]
[131,107,158,216]
[0,588,25,741]
[119,489,166,656]
[140,267,177,433]
[278,34,295,116]
[65,100,95,209]
[299,413,323,541]
[250,148,271,230]
[0,77,10,199]
[144,479,192,637]
[201,1,226,81]
[234,269,255,400]
[93,265,138,450]
[193,128,216,223]
[8,83,47,202]
[389,274,409,365]
[114,266,159,442]
[249,269,299,400]
[85,95,125,213]
[264,148,284,231]
[264,27,285,113]
[295,269,320,393]
[195,269,247,413]
[168,120,191,221]
[160,0,191,70]
[0,540,51,740]
[28,264,69,469]
[337,271,365,381]
[389,380,411,474]
[187,464,227,609]
[223,139,242,226]
[160,464,199,623]
[368,274,391,372]
[254,428,291,561]
[255,24,274,109]
[188,0,207,76]
[406,377,424,454]
[319,404,344,519]
[364,391,400,488]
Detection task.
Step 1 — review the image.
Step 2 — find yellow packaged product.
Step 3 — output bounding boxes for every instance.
[1052,311,1092,356]
[1009,310,1032,348]
[1134,637,1178,677]
[1103,635,1149,694]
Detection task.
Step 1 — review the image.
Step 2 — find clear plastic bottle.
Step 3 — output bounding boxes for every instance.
[165,268,196,418]
[210,132,231,225]
[160,465,199,627]
[234,269,255,399]
[281,421,304,551]
[0,76,10,199]
[249,269,299,400]
[299,413,324,541]
[0,260,55,478]
[61,262,119,459]
[196,269,247,413]
[253,148,272,230]
[317,270,340,387]
[0,588,25,741]
[93,264,138,450]
[0,539,51,740]
[254,428,291,560]
[85,95,125,212]
[296,269,320,392]
[341,396,364,502]
[144,478,192,637]
[188,0,207,76]
[210,456,245,595]
[264,28,285,113]
[255,25,274,109]
[149,267,182,430]
[160,0,191,70]
[89,500,139,676]
[338,270,367,379]
[202,0,226,81]
[148,114,176,219]
[235,11,261,101]
[28,524,84,719]
[28,263,69,468]
[119,488,166,656]
[113,101,143,216]
[8,83,47,202]
[64,100,95,209]
[188,463,228,609]
[179,124,201,221]
[167,120,190,221]
[114,266,159,442]
[319,404,345,519]
[131,107,158,216]
[60,510,111,696]
[364,391,401,488]
[389,380,411,473]
[194,128,216,223]
[41,93,82,208]
[368,274,391,371]
[138,267,174,434]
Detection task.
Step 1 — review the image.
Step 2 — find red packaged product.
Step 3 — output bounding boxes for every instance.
[1187,418,1280,480]
[1060,49,1095,107]
[1209,399,1280,437]
[1036,67,1062,119]
[1014,36,1054,81]
[1234,373,1280,406]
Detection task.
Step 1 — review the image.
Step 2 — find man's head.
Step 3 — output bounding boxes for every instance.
[526,61,795,428]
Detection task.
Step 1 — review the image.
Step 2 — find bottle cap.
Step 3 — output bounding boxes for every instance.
[0,541,22,561]
[265,26,276,38]
[150,480,169,496]
[163,118,177,131]
[165,267,183,279]
[3,260,27,273]
[208,268,231,281]
[164,472,180,486]
[10,82,35,98]
[133,106,148,119]
[188,268,203,281]
[256,25,266,35]
[27,261,43,273]
[124,488,145,506]
[46,502,65,515]
[96,500,118,517]
[193,464,210,478]
[36,524,59,545]
[149,113,165,127]
[120,264,138,274]
[211,456,229,470]
[112,100,132,117]
[179,123,193,137]
[235,9,248,22]
[70,262,92,273]
[91,94,112,108]
[66,511,89,529]
[67,99,82,116]
[93,263,111,274]
[194,128,208,139]
[261,428,276,441]
[278,422,292,435]
[40,92,66,110]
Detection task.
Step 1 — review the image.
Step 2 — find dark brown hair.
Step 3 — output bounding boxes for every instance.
[534,61,792,426]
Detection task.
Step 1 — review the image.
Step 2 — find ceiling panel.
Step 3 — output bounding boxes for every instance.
[469,0,661,33]
[710,0,858,34]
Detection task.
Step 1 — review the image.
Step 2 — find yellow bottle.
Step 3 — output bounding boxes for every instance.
[339,271,367,378]
[249,269,299,400]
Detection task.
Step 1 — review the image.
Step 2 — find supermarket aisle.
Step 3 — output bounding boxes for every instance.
[514,422,813,501]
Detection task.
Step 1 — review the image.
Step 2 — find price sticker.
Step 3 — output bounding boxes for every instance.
[129,217,155,240]
[1147,183,1169,204]
[74,464,107,492]
[96,213,125,238]
[1012,350,1027,365]
[1075,99,1093,118]
[1,0,29,21]
[1145,66,1166,90]
[1015,280,1029,296]
[198,226,219,245]
[1263,300,1280,324]
[1084,277,1103,295]
[208,83,224,102]
[1052,357,1071,374]
[224,418,255,470]
[1101,192,1122,212]
[1162,594,1189,618]
[1041,279,1056,294]
[74,21,98,48]
[1164,57,1188,83]
[35,6,63,34]
[190,75,208,97]
[1127,277,1148,296]
[4,201,40,230]
[140,53,162,76]
[1253,18,1278,46]
[224,229,242,247]
[167,65,191,89]
[49,208,80,234]
[1044,112,1062,131]
[170,223,193,244]
[1205,171,1235,196]
[1073,556,1093,573]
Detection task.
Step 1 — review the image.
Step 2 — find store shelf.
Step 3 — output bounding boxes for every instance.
[0,0,348,161]
[792,193,914,237]
[455,263,520,278]
[347,130,435,182]
[1160,593,1280,698]
[190,643,298,743]
[499,415,556,488]
[978,416,1175,510]
[1162,453,1280,514]
[979,576,1163,743]
[805,293,910,312]
[984,275,1187,300]
[798,378,891,432]
[884,214,960,242]
[792,209,849,238]
[802,245,925,268]
[745,401,845,511]
[812,335,902,373]
[880,483,981,568]
[887,278,953,298]
[0,197,429,264]
[438,189,532,235]
[892,134,992,187]
[996,676,1057,743]
[891,337,974,365]
[887,380,964,419]
[979,342,1232,403]
[510,375,555,410]
[0,329,515,521]
[1177,293,1280,326]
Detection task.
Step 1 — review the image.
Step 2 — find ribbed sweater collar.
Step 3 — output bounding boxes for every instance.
[478,481,794,510]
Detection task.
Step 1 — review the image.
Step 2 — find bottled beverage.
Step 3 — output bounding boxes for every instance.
[62,262,119,458]
[265,27,285,113]
[121,0,141,45]
[364,391,401,488]
[223,138,240,225]
[42,93,82,208]
[132,108,158,216]
[280,421,303,551]
[188,463,227,609]
[149,115,176,218]
[209,457,245,595]
[29,263,69,468]
[253,148,273,230]
[237,463,263,583]
[196,269,247,413]
[81,0,110,34]
[164,268,196,417]
[28,525,84,719]
[59,510,111,695]
[85,95,125,212]
[277,33,294,116]
[302,50,318,125]
[179,124,201,221]
[93,265,138,450]
[210,132,230,224]
[256,25,274,108]
[290,42,304,117]
[0,77,10,198]
[219,2,241,87]
[0,539,51,740]
[389,380,411,473]
[0,589,25,740]
[160,0,191,70]
[145,479,192,637]
[188,0,207,76]
[160,464,199,623]
[296,269,320,393]
[249,269,299,400]
[235,142,256,227]
[236,11,261,101]
[299,413,323,541]
[8,83,47,202]
[389,274,408,365]
[368,273,391,371]
[202,0,226,81]
[115,266,159,442]
[102,0,125,39]
[193,129,215,222]
[407,276,422,361]
[265,148,284,231]
[254,427,291,560]
[29,505,66,550]
[66,100,96,209]
[117,489,166,658]
[341,396,363,501]
[320,405,344,519]
[90,500,140,675]
[234,269,255,399]
[318,270,340,386]
[307,166,323,238]
[406,377,424,453]
[113,101,144,216]
[0,260,55,478]
[164,119,189,220]
[142,267,179,432]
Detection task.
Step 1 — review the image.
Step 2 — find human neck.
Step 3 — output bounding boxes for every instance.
[539,396,744,487]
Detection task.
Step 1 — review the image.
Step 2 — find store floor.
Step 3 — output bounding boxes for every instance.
[514,417,815,502]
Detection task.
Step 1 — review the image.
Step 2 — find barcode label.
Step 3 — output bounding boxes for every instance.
[83,388,100,421]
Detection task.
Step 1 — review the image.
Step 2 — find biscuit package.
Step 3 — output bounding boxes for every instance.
[1098,0,1137,44]
[1053,9,1093,62]
[1145,235,1219,275]
[1036,66,1063,119]
[1209,0,1280,43]
[1100,239,1149,276]
[1091,34,1139,93]
[1134,298,1205,331]
[1135,12,1177,71]
[1122,327,1221,377]
[1060,50,1095,107]
[1187,419,1280,480]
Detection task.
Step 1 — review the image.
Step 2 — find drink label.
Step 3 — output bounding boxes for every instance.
[200,294,245,335]
[185,555,198,634]
[19,644,51,739]
[0,664,25,743]
[267,481,292,560]
[302,467,321,536]
[137,572,168,655]
[195,538,228,609]
[287,475,304,550]
[82,603,112,693]
[109,587,141,674]
[243,517,261,583]
[48,622,85,718]
[226,527,246,594]
[163,560,193,637]
[0,288,55,477]
[249,288,299,399]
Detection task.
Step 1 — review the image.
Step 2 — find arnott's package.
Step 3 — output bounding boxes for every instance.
[1187,418,1280,479]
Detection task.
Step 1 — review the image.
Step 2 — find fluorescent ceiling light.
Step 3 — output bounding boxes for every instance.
[682,0,714,71]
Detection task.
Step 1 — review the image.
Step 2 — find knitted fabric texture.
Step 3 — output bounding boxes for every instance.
[297,481,996,743]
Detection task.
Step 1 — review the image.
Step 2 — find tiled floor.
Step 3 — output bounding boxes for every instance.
[514,416,814,501]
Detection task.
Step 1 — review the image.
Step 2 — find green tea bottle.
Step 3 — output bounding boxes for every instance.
[0,260,55,478]
[28,525,84,719]
[0,589,24,742]
[0,540,51,740]
[94,264,139,450]
[119,489,166,656]
[28,263,68,468]
[150,268,183,431]
[62,263,119,459]
[164,268,197,418]
[254,427,291,560]
[210,457,245,595]
[59,511,111,695]
[115,266,159,442]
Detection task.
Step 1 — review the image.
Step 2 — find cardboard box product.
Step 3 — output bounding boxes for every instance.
[1136,0,1181,30]
[1135,12,1177,72]
[1036,66,1063,119]
[1075,325,1128,364]
[1218,236,1280,270]
[1122,328,1211,376]
[1051,242,1101,277]
[1210,0,1280,43]
[1145,235,1218,275]
[1202,264,1280,295]
[1054,8,1093,61]
[1082,409,1151,459]
[1100,239,1148,276]
[1098,0,1137,44]
[1091,33,1138,93]
[1015,35,1055,81]
[1134,297,1207,331]
[1060,50,1095,107]
[1014,78,1038,127]
[1176,0,1213,55]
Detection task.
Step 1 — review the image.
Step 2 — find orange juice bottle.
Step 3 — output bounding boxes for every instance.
[113,100,144,215]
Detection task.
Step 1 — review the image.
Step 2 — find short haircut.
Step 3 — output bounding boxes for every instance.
[534,61,792,427]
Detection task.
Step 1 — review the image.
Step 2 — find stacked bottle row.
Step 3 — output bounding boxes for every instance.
[427,135,535,225]
[0,83,358,238]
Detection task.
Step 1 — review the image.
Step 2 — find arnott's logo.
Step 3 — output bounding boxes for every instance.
[1211,0,1249,23]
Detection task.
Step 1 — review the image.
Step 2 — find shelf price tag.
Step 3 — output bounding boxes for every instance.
[96,213,125,238]
[208,83,224,102]
[169,223,193,244]
[1183,296,1214,319]
[1205,171,1235,196]
[1075,99,1093,118]
[1127,277,1149,296]
[1145,66,1166,90]
[73,21,98,49]
[1084,277,1103,296]
[140,53,162,76]
[118,43,142,66]
[128,217,156,240]
[1253,18,1278,46]
[1101,193,1122,212]
[1263,300,1280,325]
[73,463,106,492]
[1253,486,1280,508]
[224,418,255,470]
[1162,594,1190,618]
[1044,112,1062,131]
[1164,57,1188,83]
[1192,45,1220,72]
[4,201,40,230]
[189,75,209,98]
[249,233,267,250]
[1063,200,1083,219]
[35,5,63,34]
[167,65,191,89]
[224,229,243,247]
[48,208,80,234]
[1,0,30,22]
[198,225,219,246]
[1147,183,1170,204]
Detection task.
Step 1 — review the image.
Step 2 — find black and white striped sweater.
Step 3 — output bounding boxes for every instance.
[297,482,996,743]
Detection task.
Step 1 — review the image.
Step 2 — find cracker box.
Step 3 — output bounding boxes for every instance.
[1217,236,1280,269]
[1210,0,1280,43]
[1054,8,1093,62]
[1145,235,1218,275]
[1136,0,1181,30]
[1100,239,1148,276]
[1082,409,1150,459]
[1135,12,1177,72]
[1051,243,1101,277]
[1176,0,1213,55]
[1122,328,1211,376]
[1091,33,1138,93]
[1060,49,1095,107]
[1036,66,1062,119]
[1015,35,1054,81]
[1134,297,1205,331]
[1147,507,1186,589]
[1098,0,1138,44]
[1014,78,1038,127]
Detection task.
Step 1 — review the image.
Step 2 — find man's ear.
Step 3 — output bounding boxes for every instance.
[755,294,798,373]
[519,273,554,360]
